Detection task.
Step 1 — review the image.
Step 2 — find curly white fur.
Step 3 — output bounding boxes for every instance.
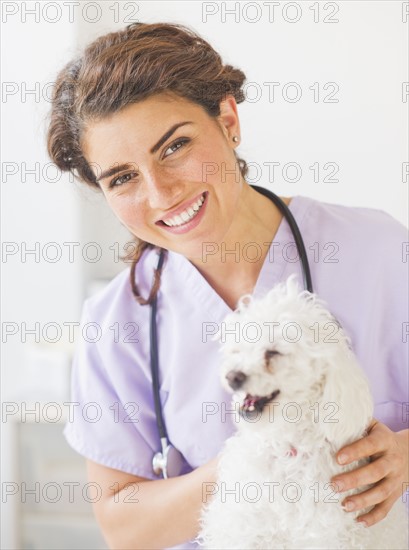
[196,275,408,550]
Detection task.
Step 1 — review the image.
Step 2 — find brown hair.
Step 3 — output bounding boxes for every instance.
[46,22,248,305]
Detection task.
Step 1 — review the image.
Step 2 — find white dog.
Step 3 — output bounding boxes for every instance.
[196,275,408,550]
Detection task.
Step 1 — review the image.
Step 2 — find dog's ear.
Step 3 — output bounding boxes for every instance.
[316,341,373,451]
[312,315,374,451]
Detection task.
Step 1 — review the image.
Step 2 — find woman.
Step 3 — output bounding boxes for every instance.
[46,22,408,550]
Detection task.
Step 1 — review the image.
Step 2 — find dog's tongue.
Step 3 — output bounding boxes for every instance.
[241,390,280,413]
[242,394,261,411]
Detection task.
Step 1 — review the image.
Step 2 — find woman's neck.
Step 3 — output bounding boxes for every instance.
[187,186,292,309]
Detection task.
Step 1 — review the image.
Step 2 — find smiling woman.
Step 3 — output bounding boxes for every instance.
[46,20,408,550]
[46,21,251,305]
[79,90,276,278]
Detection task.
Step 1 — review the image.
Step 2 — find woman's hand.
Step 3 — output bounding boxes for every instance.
[331,419,409,527]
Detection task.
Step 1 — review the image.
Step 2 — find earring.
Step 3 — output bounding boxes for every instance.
[232,136,239,143]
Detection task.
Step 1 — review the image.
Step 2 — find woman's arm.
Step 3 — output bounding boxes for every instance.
[331,419,409,526]
[87,456,219,549]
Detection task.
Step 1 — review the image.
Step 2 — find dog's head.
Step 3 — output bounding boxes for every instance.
[214,274,373,446]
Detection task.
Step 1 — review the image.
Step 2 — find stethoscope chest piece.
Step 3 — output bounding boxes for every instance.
[152,437,185,478]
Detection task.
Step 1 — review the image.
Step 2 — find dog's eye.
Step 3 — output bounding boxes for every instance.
[265,350,281,360]
[264,349,282,373]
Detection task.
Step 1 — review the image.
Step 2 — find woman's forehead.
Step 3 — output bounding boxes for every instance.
[80,94,215,176]
[85,93,207,141]
[113,92,204,121]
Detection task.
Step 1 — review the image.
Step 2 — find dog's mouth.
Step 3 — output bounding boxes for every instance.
[239,389,280,416]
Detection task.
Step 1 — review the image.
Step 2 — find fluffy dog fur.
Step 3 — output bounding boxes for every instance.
[196,275,408,549]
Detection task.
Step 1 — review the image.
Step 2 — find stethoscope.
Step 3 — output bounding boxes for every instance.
[150,185,313,478]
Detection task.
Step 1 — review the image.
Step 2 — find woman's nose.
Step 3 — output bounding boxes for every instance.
[144,169,185,210]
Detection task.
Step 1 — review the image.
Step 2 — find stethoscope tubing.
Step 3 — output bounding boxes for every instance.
[149,186,313,477]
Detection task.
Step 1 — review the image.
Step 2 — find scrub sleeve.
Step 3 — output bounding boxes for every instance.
[63,299,165,480]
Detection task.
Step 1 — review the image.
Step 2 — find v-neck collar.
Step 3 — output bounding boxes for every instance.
[166,194,308,322]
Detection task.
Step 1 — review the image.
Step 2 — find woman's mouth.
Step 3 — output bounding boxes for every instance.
[156,191,208,234]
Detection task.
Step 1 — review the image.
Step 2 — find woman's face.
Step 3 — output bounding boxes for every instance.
[81,92,243,260]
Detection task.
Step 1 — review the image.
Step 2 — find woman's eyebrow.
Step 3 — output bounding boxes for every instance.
[97,121,193,183]
[96,163,136,183]
[150,121,193,154]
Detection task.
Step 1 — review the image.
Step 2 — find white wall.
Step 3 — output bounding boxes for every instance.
[2,9,77,549]
[1,1,408,548]
[83,0,408,222]
[68,0,408,224]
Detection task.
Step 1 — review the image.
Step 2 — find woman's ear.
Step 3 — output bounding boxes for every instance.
[316,346,374,451]
[216,95,240,143]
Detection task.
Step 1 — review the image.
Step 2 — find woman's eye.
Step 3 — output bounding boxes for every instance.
[108,138,190,188]
[109,172,138,189]
[163,138,190,159]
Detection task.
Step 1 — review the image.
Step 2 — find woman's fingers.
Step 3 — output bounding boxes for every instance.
[335,420,386,466]
[355,490,401,527]
[332,456,392,493]
[329,421,409,527]
[341,478,396,512]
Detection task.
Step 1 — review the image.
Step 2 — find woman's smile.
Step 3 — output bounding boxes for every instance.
[156,191,208,234]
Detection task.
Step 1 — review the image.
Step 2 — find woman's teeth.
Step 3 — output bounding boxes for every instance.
[162,193,205,227]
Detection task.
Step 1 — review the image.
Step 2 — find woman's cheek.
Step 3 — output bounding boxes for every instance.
[109,199,146,235]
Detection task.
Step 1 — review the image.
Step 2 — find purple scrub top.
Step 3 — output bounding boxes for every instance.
[63,194,409,549]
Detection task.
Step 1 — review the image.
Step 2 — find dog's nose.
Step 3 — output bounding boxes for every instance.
[226,370,247,390]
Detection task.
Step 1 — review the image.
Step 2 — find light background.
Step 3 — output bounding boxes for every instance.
[1,1,408,548]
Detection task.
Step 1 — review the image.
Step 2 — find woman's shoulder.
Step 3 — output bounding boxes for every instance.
[293,194,407,247]
[83,246,159,323]
[292,195,407,320]
[295,193,405,225]
[85,268,131,314]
